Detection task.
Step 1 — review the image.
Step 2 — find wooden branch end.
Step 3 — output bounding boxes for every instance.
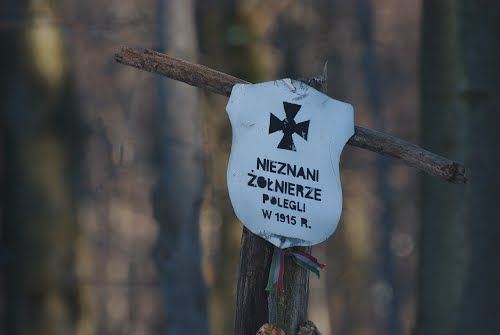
[443,161,467,184]
[349,127,466,183]
[115,47,248,97]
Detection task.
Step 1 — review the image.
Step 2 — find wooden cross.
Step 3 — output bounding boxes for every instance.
[115,47,466,335]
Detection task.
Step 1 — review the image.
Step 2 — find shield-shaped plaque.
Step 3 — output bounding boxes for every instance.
[226,79,354,248]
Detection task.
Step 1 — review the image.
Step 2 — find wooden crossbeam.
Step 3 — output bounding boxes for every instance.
[115,47,466,183]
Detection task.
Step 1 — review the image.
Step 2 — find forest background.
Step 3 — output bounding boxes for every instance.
[1,0,498,335]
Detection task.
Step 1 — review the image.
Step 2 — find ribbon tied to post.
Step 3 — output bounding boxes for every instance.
[266,247,326,291]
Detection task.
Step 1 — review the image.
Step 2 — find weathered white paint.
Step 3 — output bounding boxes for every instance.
[226,79,354,248]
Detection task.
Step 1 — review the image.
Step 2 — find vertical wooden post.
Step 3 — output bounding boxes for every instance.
[234,74,326,335]
[234,228,274,335]
[268,246,313,335]
[268,75,327,335]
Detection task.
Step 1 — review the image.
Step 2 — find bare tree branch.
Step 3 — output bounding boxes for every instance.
[115,47,466,183]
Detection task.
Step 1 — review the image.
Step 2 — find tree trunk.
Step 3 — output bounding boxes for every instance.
[1,1,82,334]
[234,228,274,335]
[417,0,467,335]
[417,1,500,334]
[268,246,312,335]
[457,1,500,334]
[356,0,400,334]
[152,0,208,334]
[417,1,468,335]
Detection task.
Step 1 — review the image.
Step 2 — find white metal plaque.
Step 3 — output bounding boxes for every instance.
[226,79,354,248]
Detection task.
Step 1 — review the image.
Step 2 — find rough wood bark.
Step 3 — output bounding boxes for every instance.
[116,48,248,96]
[115,47,466,183]
[256,323,286,335]
[297,321,322,335]
[255,321,321,335]
[234,228,274,335]
[268,246,312,335]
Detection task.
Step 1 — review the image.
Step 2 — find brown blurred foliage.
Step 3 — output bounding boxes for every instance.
[7,1,498,335]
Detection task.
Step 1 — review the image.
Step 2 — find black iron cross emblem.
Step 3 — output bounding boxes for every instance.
[269,102,310,151]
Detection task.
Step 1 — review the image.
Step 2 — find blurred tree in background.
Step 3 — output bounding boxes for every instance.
[418,1,500,335]
[418,1,467,334]
[456,0,500,333]
[0,1,498,335]
[152,0,208,334]
[1,1,82,334]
